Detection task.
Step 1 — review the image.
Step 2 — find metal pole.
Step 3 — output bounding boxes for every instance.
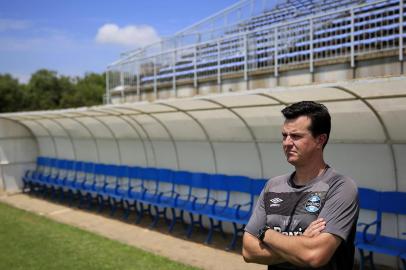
[194,45,198,88]
[310,18,314,73]
[120,65,124,102]
[173,50,176,97]
[350,8,355,68]
[274,27,279,77]
[153,56,157,100]
[105,69,110,104]
[244,34,248,81]
[217,41,221,87]
[136,62,140,101]
[399,0,404,61]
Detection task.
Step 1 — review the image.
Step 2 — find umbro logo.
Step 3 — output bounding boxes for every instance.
[270,198,283,204]
[270,197,283,207]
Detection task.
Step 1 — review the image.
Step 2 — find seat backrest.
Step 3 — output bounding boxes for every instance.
[156,168,173,184]
[209,174,228,191]
[252,178,267,195]
[116,165,128,178]
[358,187,381,211]
[228,175,252,193]
[55,159,69,178]
[127,166,145,191]
[138,167,159,191]
[190,172,210,189]
[128,166,139,179]
[173,170,192,186]
[93,163,108,186]
[139,167,158,181]
[379,191,406,215]
[37,156,46,166]
[104,164,119,177]
[116,165,129,189]
[83,162,95,174]
[65,160,74,171]
[74,161,84,172]
[57,159,67,169]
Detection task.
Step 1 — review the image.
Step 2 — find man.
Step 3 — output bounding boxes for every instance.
[242,101,359,269]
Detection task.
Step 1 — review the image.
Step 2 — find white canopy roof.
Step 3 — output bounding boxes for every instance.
[1,76,405,183]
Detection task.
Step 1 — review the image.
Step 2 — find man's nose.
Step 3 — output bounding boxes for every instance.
[283,135,293,145]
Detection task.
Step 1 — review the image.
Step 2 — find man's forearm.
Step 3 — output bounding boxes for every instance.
[263,229,340,268]
[242,232,286,265]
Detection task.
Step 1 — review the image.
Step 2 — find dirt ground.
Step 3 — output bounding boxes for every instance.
[0,193,264,270]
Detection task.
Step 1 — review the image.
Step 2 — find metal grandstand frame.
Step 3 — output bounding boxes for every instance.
[106,0,405,102]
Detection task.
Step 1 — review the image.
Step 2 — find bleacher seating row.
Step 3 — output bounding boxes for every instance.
[109,0,403,92]
[357,188,406,270]
[137,0,402,85]
[22,156,406,261]
[22,156,266,250]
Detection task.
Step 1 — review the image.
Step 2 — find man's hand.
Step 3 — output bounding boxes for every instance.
[303,218,326,237]
[242,232,286,265]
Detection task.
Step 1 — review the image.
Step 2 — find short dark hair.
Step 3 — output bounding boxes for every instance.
[281,101,331,148]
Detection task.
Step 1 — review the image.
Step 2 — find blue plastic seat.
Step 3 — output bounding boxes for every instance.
[22,156,47,192]
[204,175,266,249]
[356,188,406,270]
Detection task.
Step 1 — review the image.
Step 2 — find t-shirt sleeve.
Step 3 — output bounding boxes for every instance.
[318,177,359,242]
[245,183,268,237]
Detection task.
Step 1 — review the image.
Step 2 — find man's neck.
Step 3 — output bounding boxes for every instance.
[294,160,327,186]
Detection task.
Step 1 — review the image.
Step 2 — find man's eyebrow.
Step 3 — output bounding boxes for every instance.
[282,131,306,135]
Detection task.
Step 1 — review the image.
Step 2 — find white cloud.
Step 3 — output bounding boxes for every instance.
[0,19,31,32]
[95,23,160,48]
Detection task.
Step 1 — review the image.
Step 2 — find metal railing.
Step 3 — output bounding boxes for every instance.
[106,0,404,102]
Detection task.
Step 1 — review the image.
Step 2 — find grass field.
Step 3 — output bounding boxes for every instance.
[0,202,200,270]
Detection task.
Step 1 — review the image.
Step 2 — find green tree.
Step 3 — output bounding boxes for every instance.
[0,74,24,113]
[24,69,75,111]
[60,72,105,108]
[0,69,106,112]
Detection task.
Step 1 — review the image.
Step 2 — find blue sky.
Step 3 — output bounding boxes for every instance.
[0,0,236,83]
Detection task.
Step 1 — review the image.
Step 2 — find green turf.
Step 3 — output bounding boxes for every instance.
[0,202,200,270]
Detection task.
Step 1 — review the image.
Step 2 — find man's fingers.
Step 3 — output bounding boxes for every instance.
[303,218,326,237]
[309,218,324,226]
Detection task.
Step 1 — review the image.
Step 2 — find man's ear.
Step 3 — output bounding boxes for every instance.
[317,134,327,148]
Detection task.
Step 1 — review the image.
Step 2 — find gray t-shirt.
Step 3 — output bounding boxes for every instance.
[245,167,359,270]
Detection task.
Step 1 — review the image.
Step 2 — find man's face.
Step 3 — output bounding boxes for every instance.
[282,116,323,166]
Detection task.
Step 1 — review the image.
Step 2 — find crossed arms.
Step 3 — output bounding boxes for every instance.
[242,218,342,268]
